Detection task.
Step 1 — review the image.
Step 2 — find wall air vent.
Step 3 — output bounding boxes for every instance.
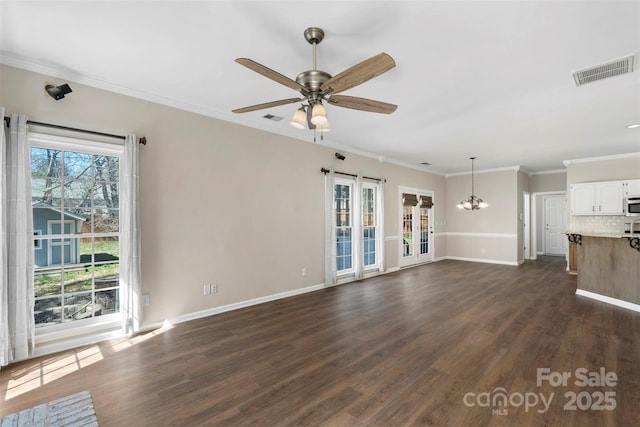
[573,55,635,86]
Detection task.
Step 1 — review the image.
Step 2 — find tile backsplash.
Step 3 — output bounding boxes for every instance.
[569,215,632,234]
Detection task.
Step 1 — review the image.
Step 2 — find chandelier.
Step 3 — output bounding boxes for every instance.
[457,157,488,210]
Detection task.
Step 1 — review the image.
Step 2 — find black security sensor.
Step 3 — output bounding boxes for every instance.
[335,152,346,161]
[45,83,72,100]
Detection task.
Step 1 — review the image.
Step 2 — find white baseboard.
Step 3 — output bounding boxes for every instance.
[147,282,329,330]
[575,289,640,313]
[445,256,519,266]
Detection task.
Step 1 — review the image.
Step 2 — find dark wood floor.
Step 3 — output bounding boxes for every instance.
[2,256,639,426]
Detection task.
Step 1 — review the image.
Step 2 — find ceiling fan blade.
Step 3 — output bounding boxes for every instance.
[327,95,397,114]
[320,53,395,95]
[235,58,308,94]
[232,98,302,114]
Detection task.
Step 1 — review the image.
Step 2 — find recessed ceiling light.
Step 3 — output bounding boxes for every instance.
[627,124,640,129]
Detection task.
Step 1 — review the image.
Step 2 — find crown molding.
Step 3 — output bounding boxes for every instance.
[445,165,521,178]
[530,168,567,176]
[563,152,640,166]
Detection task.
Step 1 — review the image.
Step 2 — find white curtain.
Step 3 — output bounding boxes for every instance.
[0,111,35,366]
[120,134,141,335]
[324,169,337,285]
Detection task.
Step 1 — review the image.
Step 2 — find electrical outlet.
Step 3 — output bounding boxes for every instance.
[211,284,218,294]
[302,267,307,277]
[203,284,211,295]
[142,294,150,305]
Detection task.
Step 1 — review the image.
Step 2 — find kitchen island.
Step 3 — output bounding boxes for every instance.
[567,232,640,307]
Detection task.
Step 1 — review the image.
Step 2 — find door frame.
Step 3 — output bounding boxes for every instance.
[542,194,567,255]
[523,191,530,260]
[530,191,566,261]
[398,186,434,267]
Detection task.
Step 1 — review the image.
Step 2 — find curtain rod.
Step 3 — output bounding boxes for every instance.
[320,167,385,183]
[3,116,147,145]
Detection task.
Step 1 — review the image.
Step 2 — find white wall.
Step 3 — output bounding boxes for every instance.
[445,168,520,264]
[1,64,446,327]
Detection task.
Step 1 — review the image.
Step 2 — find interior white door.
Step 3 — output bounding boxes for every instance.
[544,195,566,255]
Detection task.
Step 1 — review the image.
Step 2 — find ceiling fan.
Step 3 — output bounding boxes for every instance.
[232,27,397,132]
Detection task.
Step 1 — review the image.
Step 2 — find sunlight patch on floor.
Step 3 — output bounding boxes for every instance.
[110,323,173,352]
[5,345,103,400]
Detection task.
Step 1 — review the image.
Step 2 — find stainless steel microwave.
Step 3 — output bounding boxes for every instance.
[627,196,640,216]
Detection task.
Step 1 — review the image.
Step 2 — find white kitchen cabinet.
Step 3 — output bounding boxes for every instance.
[570,181,625,215]
[570,183,595,215]
[624,179,640,196]
[595,181,625,214]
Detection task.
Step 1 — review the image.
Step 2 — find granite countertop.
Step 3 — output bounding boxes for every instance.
[566,231,640,239]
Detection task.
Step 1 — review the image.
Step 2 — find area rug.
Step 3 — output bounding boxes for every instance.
[0,390,98,426]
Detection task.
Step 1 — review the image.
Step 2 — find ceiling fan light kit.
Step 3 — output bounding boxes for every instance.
[232,27,397,134]
[310,103,328,125]
[290,107,307,129]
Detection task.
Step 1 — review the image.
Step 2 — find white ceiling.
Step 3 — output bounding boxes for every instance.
[1,1,639,174]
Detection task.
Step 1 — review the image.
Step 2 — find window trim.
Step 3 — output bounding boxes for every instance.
[362,181,382,272]
[30,132,124,337]
[335,178,355,276]
[333,177,383,278]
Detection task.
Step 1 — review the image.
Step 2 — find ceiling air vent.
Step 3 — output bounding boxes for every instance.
[263,114,283,121]
[573,55,635,86]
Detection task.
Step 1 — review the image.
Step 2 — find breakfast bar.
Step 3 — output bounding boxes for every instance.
[567,232,640,306]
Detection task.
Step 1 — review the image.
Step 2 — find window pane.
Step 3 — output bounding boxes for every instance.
[93,209,119,234]
[420,207,429,255]
[64,271,93,294]
[335,184,351,227]
[403,207,413,257]
[93,155,119,183]
[364,228,376,266]
[95,264,119,290]
[362,187,376,267]
[35,297,62,327]
[93,182,119,208]
[362,188,375,227]
[63,151,92,181]
[96,289,119,315]
[94,238,119,263]
[31,148,62,178]
[64,292,94,321]
[337,227,352,271]
[64,180,93,207]
[34,271,62,297]
[32,178,62,206]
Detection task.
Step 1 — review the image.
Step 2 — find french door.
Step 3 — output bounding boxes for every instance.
[399,188,433,267]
